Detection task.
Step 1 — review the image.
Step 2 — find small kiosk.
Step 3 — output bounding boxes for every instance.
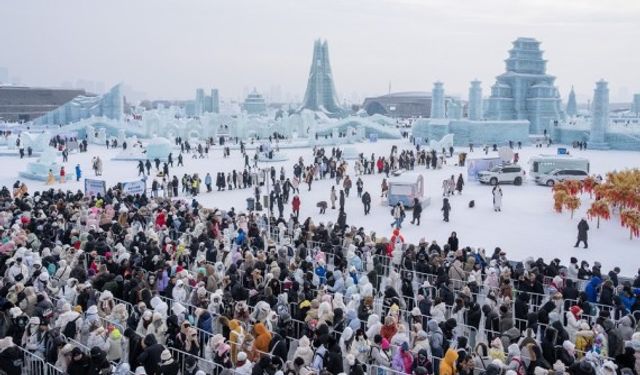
[388,172,429,208]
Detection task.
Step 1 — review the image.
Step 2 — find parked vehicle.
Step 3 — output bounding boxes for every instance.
[535,169,589,186]
[528,155,589,179]
[478,165,525,186]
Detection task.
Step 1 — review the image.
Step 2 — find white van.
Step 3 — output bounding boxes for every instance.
[528,155,589,180]
[535,169,589,186]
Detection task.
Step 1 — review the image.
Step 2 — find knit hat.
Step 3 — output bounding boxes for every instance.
[381,338,390,350]
[160,349,173,365]
[411,307,421,317]
[237,351,247,362]
[553,361,566,373]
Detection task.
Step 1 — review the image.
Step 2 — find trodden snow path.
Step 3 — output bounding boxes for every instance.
[2,139,639,275]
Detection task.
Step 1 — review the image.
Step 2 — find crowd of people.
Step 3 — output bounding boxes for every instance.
[0,136,637,375]
[0,171,638,375]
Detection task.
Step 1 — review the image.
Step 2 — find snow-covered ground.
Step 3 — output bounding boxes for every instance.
[3,139,639,275]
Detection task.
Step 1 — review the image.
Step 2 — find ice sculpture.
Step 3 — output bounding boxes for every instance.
[431,82,445,119]
[299,39,344,117]
[589,80,610,150]
[257,143,288,162]
[145,137,173,160]
[33,84,123,126]
[468,80,483,120]
[429,134,454,151]
[19,148,61,181]
[485,38,563,134]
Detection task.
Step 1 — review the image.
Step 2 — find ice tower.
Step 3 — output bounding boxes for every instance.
[431,82,445,119]
[300,39,343,117]
[589,80,610,150]
[566,86,577,117]
[485,38,563,134]
[468,80,482,120]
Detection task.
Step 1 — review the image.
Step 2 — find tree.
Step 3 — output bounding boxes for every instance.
[582,176,597,198]
[587,200,610,229]
[621,209,640,239]
[564,196,581,219]
[553,190,568,213]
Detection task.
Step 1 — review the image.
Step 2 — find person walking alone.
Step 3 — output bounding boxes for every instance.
[75,164,82,182]
[356,177,363,198]
[441,197,451,222]
[330,186,337,209]
[456,174,464,195]
[492,185,503,212]
[292,195,301,218]
[411,198,422,225]
[575,218,589,248]
[361,191,371,215]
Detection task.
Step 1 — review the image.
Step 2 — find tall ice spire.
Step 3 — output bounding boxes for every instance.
[299,39,343,117]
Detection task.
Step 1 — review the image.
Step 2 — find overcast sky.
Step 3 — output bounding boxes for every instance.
[2,0,639,103]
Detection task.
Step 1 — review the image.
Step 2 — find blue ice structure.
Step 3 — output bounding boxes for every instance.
[299,39,344,117]
[411,79,530,147]
[19,148,61,181]
[588,80,610,150]
[33,84,123,126]
[484,38,564,134]
[468,80,483,121]
[431,82,445,119]
[145,137,172,160]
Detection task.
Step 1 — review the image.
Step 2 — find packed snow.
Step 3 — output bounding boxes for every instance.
[3,139,639,275]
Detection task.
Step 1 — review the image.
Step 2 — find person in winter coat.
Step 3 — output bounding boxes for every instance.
[293,335,314,366]
[439,348,459,375]
[137,334,164,375]
[60,166,66,183]
[575,218,589,248]
[392,342,414,374]
[330,186,337,209]
[362,191,371,215]
[253,322,271,354]
[492,185,502,212]
[67,347,90,375]
[159,349,179,375]
[456,174,464,194]
[291,195,301,218]
[442,198,451,222]
[0,337,21,375]
[584,277,602,303]
[411,198,422,225]
[75,164,82,182]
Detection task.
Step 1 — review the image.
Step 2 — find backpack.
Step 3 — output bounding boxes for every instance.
[63,315,81,339]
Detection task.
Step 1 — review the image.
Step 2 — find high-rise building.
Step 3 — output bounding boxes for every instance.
[485,38,564,134]
[566,86,577,117]
[211,89,219,113]
[299,39,343,117]
[195,88,205,116]
[633,93,640,116]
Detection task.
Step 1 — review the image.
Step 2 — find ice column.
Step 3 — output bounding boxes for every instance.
[633,93,640,116]
[566,86,577,117]
[588,80,610,150]
[431,81,445,119]
[468,80,482,120]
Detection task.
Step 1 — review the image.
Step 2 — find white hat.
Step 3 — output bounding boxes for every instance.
[237,351,247,362]
[29,317,41,325]
[160,349,173,364]
[134,367,147,375]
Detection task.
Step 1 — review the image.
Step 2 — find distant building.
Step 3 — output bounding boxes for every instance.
[362,91,461,118]
[243,88,267,114]
[0,85,91,122]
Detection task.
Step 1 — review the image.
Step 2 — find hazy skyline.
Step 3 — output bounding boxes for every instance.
[2,0,639,103]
